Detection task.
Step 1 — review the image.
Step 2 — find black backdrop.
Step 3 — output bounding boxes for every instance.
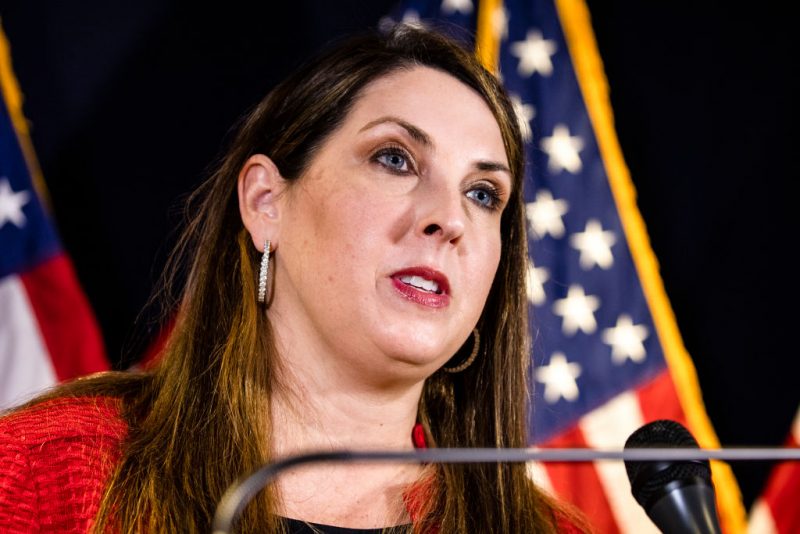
[1,1,796,506]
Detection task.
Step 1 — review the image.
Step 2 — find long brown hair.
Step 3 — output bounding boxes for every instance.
[28,25,580,533]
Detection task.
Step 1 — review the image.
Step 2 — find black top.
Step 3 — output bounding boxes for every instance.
[283,517,410,533]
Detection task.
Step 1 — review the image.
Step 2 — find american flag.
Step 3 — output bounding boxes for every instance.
[0,26,107,409]
[748,406,800,534]
[383,1,747,532]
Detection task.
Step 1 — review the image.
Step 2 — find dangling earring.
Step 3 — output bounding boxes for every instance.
[443,328,480,373]
[257,240,271,304]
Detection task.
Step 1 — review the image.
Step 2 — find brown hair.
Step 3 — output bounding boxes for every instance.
[27,25,583,533]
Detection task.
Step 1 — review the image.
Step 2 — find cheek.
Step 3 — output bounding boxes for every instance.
[303,187,386,282]
[296,180,363,246]
[325,183,412,251]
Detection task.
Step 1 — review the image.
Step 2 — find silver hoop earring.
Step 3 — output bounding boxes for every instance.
[257,240,271,304]
[443,328,480,373]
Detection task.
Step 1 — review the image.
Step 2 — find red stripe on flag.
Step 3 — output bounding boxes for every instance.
[754,415,800,534]
[20,254,108,380]
[544,425,620,534]
[636,371,688,428]
[761,460,800,534]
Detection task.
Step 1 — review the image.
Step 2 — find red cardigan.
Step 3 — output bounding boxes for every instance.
[0,397,127,533]
[0,397,582,533]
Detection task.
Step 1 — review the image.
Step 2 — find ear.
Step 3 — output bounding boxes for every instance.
[238,154,287,252]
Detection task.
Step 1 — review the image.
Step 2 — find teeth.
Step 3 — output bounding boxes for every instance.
[399,275,441,293]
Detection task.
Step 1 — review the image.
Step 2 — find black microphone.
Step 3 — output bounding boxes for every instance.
[624,420,722,534]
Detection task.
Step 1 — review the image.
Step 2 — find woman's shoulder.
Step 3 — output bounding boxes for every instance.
[0,395,128,532]
[0,395,127,444]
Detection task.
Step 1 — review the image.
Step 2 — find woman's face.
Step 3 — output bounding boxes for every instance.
[269,66,511,384]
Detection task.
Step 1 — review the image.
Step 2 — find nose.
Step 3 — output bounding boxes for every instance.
[416,181,466,245]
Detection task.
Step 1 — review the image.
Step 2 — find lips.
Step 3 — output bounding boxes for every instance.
[391,267,450,308]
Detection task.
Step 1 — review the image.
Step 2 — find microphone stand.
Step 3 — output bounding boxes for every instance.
[212,447,800,533]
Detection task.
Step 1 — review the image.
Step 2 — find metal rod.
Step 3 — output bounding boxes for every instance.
[212,447,800,533]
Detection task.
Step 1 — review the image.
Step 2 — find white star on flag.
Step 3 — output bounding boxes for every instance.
[541,124,584,174]
[602,314,649,364]
[441,0,473,15]
[492,6,509,41]
[0,178,31,229]
[535,352,582,403]
[509,93,535,143]
[552,284,600,335]
[525,190,568,239]
[510,29,557,77]
[526,260,549,306]
[570,219,617,270]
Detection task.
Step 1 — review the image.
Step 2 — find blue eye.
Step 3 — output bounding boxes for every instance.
[374,147,412,173]
[467,185,501,210]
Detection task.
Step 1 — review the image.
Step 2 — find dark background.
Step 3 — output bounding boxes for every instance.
[1,1,796,507]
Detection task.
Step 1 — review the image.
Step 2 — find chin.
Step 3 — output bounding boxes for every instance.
[383,342,453,372]
[369,324,461,371]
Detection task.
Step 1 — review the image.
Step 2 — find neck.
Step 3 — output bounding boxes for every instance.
[267,295,431,455]
[268,342,426,529]
[270,359,424,456]
[265,294,431,527]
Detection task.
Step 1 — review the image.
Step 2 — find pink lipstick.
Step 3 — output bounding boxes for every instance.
[390,267,450,308]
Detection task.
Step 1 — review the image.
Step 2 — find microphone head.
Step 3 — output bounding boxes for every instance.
[624,419,712,510]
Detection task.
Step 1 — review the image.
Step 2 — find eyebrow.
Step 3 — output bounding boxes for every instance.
[360,115,511,175]
[476,160,511,174]
[359,116,433,147]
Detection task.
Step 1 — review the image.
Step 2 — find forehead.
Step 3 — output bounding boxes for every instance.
[341,66,508,162]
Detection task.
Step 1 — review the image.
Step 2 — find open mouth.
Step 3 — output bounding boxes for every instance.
[390,267,450,308]
[398,274,442,294]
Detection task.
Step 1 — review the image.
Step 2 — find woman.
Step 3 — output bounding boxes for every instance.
[0,25,585,533]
